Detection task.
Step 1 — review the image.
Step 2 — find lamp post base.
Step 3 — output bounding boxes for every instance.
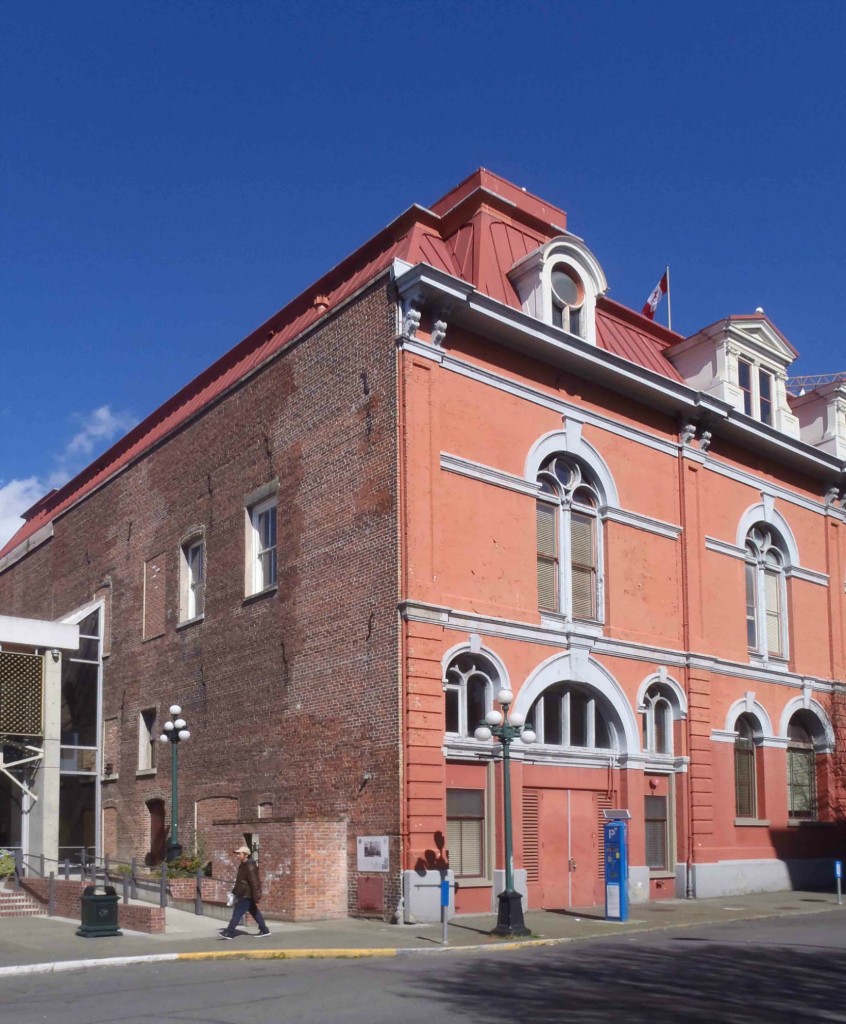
[492,889,529,937]
[165,842,183,863]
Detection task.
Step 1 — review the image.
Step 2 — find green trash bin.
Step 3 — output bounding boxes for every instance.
[77,885,123,938]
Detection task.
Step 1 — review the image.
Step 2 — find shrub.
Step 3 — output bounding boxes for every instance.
[0,849,15,878]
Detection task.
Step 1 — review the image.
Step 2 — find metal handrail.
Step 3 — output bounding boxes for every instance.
[13,850,234,915]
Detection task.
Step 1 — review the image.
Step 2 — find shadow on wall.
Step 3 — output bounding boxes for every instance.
[403,935,846,1024]
[414,831,448,876]
[768,823,846,888]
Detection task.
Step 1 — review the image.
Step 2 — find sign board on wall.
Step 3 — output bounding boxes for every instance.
[357,836,389,872]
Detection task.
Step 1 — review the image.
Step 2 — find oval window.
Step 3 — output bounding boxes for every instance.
[550,267,583,308]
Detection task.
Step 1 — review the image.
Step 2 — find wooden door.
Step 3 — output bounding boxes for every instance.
[568,789,600,907]
[522,787,602,910]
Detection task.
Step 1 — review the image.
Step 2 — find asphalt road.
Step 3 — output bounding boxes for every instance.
[2,910,844,1024]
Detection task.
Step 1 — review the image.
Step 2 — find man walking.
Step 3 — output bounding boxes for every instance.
[219,844,271,939]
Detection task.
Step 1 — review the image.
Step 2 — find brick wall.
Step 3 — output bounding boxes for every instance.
[1,280,401,918]
[208,817,347,920]
[21,879,165,933]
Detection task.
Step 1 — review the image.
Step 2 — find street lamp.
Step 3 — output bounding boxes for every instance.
[474,688,536,937]
[159,704,190,862]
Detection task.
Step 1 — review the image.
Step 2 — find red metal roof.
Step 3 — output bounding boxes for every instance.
[0,171,688,561]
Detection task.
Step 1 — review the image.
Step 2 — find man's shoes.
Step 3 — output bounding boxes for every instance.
[219,932,234,940]
[256,930,272,938]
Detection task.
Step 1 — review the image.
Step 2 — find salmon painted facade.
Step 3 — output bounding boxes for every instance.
[1,170,844,921]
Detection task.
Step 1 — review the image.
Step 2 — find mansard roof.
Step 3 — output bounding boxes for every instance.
[0,170,773,562]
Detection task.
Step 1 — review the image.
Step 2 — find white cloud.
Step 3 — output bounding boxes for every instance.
[0,405,137,550]
[0,477,44,550]
[63,405,137,462]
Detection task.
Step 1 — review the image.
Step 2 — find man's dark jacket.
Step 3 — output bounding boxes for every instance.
[233,858,262,901]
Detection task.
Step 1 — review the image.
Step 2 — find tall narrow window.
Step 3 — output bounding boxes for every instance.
[787,713,817,820]
[536,499,558,611]
[248,497,277,595]
[443,653,498,738]
[536,456,601,622]
[138,709,157,772]
[180,537,205,621]
[745,527,787,660]
[446,789,485,878]
[758,369,773,425]
[738,359,753,416]
[642,685,675,755]
[644,795,669,870]
[550,265,585,338]
[734,714,759,819]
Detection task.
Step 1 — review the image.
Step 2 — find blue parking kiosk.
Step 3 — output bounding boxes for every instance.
[603,809,630,922]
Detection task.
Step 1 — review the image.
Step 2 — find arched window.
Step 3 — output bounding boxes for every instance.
[787,711,819,820]
[536,455,601,621]
[444,653,498,738]
[527,683,614,749]
[734,713,761,819]
[641,684,675,755]
[550,265,585,337]
[744,527,787,660]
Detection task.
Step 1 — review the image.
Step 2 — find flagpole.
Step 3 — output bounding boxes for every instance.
[666,265,672,331]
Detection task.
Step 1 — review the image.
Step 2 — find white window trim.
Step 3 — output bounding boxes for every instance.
[180,535,205,623]
[537,464,604,626]
[745,530,789,664]
[246,496,278,596]
[529,685,615,752]
[137,708,157,773]
[508,236,608,346]
[443,657,497,738]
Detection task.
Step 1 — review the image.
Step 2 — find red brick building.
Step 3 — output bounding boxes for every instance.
[1,170,844,921]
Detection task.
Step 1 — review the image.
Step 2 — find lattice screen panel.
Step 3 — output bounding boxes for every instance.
[0,651,43,736]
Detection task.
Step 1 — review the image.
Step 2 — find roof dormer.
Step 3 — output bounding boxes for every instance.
[788,378,846,459]
[667,312,800,438]
[508,235,608,346]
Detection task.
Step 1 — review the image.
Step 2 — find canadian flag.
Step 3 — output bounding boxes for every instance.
[642,270,669,320]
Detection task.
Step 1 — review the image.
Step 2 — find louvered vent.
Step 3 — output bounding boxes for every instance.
[522,790,540,883]
[597,794,613,881]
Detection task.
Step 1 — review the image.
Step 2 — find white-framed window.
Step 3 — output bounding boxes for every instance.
[180,537,205,621]
[549,263,585,338]
[138,708,157,772]
[444,654,497,737]
[644,795,670,871]
[527,683,613,749]
[787,711,818,820]
[744,526,787,660]
[734,713,761,819]
[737,358,775,425]
[536,455,601,622]
[446,788,486,879]
[247,496,277,595]
[641,685,675,755]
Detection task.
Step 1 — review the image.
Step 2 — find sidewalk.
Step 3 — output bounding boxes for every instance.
[1,888,844,976]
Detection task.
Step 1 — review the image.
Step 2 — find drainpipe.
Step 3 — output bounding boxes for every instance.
[677,429,696,899]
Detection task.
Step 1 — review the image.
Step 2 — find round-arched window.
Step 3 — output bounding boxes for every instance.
[444,653,499,738]
[549,264,585,337]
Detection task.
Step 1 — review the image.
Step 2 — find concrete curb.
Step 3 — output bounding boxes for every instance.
[1,901,842,978]
[0,940,562,977]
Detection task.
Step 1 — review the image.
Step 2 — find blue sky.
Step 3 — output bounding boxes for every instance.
[1,0,844,547]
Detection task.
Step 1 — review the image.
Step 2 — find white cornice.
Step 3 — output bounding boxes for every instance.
[705,537,746,560]
[398,600,839,691]
[400,333,842,522]
[393,262,846,485]
[439,453,537,497]
[0,521,54,574]
[439,452,682,538]
[705,536,829,586]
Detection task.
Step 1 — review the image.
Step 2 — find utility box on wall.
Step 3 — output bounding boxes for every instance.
[357,875,384,916]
